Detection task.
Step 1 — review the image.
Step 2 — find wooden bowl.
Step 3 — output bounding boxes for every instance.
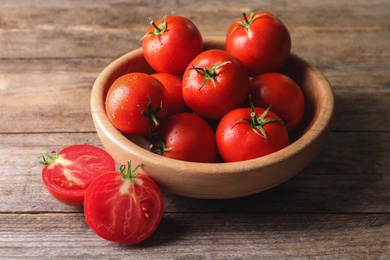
[90,37,334,199]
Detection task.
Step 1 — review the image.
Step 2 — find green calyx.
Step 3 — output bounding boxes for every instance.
[150,139,173,156]
[38,151,59,165]
[119,161,142,180]
[141,15,167,40]
[139,96,163,134]
[189,61,231,89]
[230,11,261,35]
[233,98,280,143]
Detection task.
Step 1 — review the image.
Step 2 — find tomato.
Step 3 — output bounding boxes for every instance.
[105,72,168,135]
[216,105,289,162]
[151,73,189,115]
[39,144,116,206]
[151,113,217,163]
[141,15,203,74]
[84,161,164,245]
[249,73,305,132]
[226,11,291,76]
[182,49,249,120]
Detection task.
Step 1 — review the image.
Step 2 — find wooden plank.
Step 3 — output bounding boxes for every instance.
[0,132,388,213]
[1,0,389,30]
[0,19,389,61]
[0,212,388,259]
[0,58,101,133]
[0,0,389,62]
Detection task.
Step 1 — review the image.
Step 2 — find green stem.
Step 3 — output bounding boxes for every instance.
[120,161,142,180]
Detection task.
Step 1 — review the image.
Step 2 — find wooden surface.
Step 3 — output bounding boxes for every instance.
[0,0,389,259]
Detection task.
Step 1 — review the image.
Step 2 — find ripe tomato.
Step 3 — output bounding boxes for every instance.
[226,11,291,76]
[84,161,164,245]
[249,73,305,132]
[39,144,116,206]
[151,113,217,163]
[182,49,249,120]
[151,73,189,115]
[105,72,168,135]
[216,105,289,162]
[141,15,203,74]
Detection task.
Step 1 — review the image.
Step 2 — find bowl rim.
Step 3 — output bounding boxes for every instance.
[91,38,334,177]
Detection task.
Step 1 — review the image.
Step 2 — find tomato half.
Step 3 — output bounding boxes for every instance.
[249,73,305,132]
[142,15,203,74]
[84,161,164,245]
[105,72,168,135]
[216,106,289,162]
[151,113,217,163]
[182,49,249,120]
[40,144,116,206]
[226,11,291,76]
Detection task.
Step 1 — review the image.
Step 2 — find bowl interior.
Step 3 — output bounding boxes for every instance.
[91,37,334,199]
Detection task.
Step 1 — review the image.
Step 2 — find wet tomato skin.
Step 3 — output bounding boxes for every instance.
[105,72,168,135]
[182,49,249,120]
[226,11,291,76]
[216,107,289,162]
[151,73,189,115]
[249,73,305,132]
[152,112,217,163]
[142,15,203,74]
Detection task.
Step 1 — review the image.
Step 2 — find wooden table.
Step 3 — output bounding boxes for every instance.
[1,1,389,259]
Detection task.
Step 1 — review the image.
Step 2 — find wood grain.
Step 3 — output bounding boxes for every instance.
[0,213,388,259]
[0,0,389,258]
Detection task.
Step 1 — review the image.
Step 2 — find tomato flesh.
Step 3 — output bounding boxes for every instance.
[84,170,164,245]
[41,144,116,206]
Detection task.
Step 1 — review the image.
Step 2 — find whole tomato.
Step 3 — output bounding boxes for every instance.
[226,11,291,76]
[182,49,249,120]
[39,144,116,206]
[151,73,189,115]
[142,15,203,74]
[249,73,305,132]
[216,105,289,162]
[151,113,217,163]
[105,72,168,135]
[84,161,164,245]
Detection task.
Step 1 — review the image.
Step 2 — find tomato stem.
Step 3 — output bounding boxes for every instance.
[230,11,261,35]
[38,151,59,165]
[233,96,281,142]
[188,61,231,89]
[120,161,142,180]
[242,12,249,24]
[150,139,174,156]
[140,15,167,40]
[139,96,164,134]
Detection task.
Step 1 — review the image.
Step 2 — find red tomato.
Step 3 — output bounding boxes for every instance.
[142,15,203,74]
[249,73,305,132]
[151,73,189,115]
[151,113,217,163]
[84,161,164,245]
[182,49,249,120]
[105,72,168,135]
[39,144,116,206]
[216,105,289,162]
[226,11,291,76]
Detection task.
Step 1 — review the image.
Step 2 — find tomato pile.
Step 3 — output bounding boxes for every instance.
[38,11,306,245]
[106,11,305,163]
